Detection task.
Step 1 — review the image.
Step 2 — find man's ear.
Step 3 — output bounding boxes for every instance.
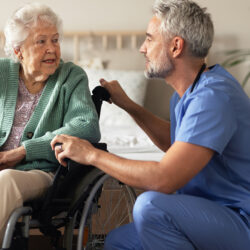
[170,36,185,58]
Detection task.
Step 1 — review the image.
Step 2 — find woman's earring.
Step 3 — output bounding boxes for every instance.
[14,48,22,60]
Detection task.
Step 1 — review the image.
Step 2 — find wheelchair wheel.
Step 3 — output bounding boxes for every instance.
[63,173,137,250]
[85,177,136,250]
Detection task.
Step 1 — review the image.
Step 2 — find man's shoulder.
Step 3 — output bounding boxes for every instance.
[202,64,239,88]
[193,64,245,101]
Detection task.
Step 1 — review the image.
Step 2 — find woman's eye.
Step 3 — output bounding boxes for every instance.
[37,40,45,44]
[52,38,59,43]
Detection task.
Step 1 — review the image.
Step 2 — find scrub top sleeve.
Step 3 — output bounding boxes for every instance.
[175,88,237,154]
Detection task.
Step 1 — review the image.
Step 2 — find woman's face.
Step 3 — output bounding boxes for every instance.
[19,21,61,80]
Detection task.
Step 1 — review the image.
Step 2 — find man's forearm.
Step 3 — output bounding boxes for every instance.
[125,100,171,151]
[91,148,164,191]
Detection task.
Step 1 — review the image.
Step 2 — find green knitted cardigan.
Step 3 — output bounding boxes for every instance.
[0,58,100,172]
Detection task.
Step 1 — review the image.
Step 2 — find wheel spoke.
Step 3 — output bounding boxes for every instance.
[64,176,137,250]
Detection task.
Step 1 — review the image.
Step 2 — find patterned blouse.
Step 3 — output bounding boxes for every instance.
[2,79,43,151]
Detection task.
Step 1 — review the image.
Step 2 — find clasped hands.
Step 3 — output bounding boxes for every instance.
[0,146,26,170]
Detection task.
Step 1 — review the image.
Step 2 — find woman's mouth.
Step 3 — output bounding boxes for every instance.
[42,59,56,64]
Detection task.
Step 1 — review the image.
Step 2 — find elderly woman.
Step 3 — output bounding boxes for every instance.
[0,2,100,243]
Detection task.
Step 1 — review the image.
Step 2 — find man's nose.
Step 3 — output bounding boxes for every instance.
[139,41,146,54]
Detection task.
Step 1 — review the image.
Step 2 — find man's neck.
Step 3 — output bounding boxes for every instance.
[165,59,206,97]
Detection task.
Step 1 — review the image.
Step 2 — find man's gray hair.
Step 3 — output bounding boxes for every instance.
[153,0,214,58]
[4,2,63,61]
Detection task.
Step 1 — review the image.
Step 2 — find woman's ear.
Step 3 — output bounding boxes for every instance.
[170,36,185,58]
[14,48,23,60]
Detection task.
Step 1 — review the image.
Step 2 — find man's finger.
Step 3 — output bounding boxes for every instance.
[57,151,68,167]
[99,78,107,85]
[51,135,64,150]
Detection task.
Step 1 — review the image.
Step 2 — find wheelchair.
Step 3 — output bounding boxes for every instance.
[1,86,137,250]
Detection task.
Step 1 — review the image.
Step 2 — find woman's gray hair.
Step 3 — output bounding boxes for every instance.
[153,0,214,58]
[4,2,63,61]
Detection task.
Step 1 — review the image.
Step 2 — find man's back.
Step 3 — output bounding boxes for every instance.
[171,64,250,219]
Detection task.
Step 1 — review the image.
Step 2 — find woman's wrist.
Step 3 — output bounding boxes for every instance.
[15,145,26,161]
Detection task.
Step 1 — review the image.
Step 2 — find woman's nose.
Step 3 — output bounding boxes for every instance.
[46,42,56,53]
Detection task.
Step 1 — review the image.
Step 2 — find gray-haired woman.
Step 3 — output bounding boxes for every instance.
[0,3,100,243]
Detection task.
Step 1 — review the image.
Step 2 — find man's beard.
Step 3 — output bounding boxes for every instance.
[144,51,174,79]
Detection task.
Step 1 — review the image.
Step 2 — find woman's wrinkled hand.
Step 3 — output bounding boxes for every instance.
[99,78,132,110]
[0,146,26,170]
[51,134,97,167]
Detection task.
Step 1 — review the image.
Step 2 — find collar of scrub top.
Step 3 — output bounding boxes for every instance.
[190,63,207,93]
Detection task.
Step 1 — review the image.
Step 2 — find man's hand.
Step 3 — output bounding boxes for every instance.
[100,78,171,152]
[99,79,133,111]
[0,146,26,170]
[51,134,98,167]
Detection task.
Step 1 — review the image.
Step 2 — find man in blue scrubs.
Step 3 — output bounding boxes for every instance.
[52,0,250,249]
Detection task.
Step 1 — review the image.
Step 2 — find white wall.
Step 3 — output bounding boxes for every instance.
[0,0,153,31]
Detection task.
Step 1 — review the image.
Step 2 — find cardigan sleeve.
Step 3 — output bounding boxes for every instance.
[21,64,101,163]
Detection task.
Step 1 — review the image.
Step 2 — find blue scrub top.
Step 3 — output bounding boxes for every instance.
[170,64,250,219]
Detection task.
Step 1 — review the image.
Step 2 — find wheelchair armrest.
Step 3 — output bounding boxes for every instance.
[65,142,107,171]
[53,142,107,174]
[66,142,107,172]
[92,142,107,151]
